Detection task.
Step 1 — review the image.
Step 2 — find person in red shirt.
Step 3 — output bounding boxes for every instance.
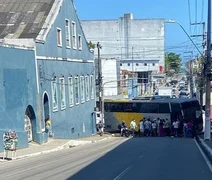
[186,121,192,137]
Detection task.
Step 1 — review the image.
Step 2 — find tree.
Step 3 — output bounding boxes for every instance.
[165,52,182,75]
[87,41,95,49]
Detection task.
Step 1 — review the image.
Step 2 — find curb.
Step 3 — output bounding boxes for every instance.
[197,136,212,162]
[12,136,112,160]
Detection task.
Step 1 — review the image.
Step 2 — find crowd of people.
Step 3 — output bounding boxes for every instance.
[120,117,197,138]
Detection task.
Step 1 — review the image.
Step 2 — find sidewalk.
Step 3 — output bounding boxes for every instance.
[0,133,112,161]
[197,134,212,161]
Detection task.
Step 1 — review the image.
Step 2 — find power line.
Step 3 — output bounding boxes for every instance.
[201,0,205,21]
[188,0,192,34]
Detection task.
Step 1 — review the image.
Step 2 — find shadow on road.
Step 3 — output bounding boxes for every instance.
[66,137,137,180]
[65,137,211,180]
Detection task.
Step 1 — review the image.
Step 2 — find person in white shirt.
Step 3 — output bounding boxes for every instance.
[151,120,157,136]
[172,120,179,137]
[139,120,144,137]
[130,119,137,137]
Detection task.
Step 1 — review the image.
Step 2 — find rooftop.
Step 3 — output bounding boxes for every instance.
[0,0,55,39]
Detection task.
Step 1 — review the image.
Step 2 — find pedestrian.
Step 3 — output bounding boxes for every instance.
[159,120,164,136]
[156,117,160,136]
[139,119,144,137]
[151,120,157,136]
[98,121,104,136]
[45,115,52,137]
[172,120,179,137]
[165,119,170,136]
[144,119,150,136]
[183,121,187,137]
[186,121,192,137]
[130,119,137,137]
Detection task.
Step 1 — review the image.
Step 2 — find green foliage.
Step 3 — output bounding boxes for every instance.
[165,52,182,75]
[87,41,96,49]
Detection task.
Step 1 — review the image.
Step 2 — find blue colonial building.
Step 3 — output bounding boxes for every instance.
[0,0,96,152]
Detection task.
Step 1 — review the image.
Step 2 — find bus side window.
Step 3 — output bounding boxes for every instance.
[140,103,158,113]
[171,103,181,122]
[104,103,110,112]
[158,103,170,113]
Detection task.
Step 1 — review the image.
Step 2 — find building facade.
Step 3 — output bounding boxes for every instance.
[0,0,95,152]
[120,70,138,99]
[101,59,120,96]
[81,13,165,69]
[81,13,165,97]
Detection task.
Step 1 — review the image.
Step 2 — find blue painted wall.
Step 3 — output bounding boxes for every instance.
[0,46,38,152]
[35,0,96,139]
[0,0,96,153]
[37,60,96,139]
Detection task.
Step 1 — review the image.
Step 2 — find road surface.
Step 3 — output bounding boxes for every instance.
[0,137,211,180]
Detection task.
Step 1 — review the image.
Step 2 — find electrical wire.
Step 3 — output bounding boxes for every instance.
[188,0,192,34]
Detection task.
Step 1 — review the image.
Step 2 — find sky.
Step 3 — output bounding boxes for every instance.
[74,0,207,62]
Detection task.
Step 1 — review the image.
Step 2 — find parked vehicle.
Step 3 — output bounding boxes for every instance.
[158,87,173,98]
[121,127,130,137]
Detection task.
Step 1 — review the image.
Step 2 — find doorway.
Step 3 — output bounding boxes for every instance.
[43,92,50,121]
[24,105,36,142]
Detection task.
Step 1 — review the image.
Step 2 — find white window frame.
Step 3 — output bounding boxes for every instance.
[80,76,85,103]
[72,21,77,49]
[68,77,74,107]
[90,75,94,99]
[57,28,62,47]
[85,76,90,101]
[65,19,71,48]
[75,76,80,105]
[51,79,58,112]
[78,34,82,50]
[59,78,66,110]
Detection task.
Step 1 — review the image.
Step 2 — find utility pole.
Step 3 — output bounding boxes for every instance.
[201,22,207,106]
[191,22,206,105]
[204,0,211,140]
[189,60,194,97]
[97,42,102,114]
[183,51,193,95]
[132,47,134,92]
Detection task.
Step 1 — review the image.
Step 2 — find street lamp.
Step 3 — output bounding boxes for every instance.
[165,20,203,57]
[165,19,211,140]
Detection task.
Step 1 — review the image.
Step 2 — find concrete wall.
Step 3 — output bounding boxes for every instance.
[81,13,165,69]
[102,59,119,96]
[0,46,37,152]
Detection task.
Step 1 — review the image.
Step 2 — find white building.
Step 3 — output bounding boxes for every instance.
[120,59,159,72]
[81,13,165,70]
[101,59,120,96]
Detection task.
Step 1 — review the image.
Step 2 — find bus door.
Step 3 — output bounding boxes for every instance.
[170,103,182,123]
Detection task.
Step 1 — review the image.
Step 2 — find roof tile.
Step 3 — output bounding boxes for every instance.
[0,0,55,39]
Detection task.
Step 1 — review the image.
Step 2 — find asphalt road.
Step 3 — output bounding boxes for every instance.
[0,137,212,180]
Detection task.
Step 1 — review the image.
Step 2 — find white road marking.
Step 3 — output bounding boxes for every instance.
[194,139,212,173]
[113,165,133,180]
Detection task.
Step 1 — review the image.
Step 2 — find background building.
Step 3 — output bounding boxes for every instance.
[81,13,165,97]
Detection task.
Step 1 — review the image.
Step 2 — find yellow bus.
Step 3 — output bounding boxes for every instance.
[104,98,203,133]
